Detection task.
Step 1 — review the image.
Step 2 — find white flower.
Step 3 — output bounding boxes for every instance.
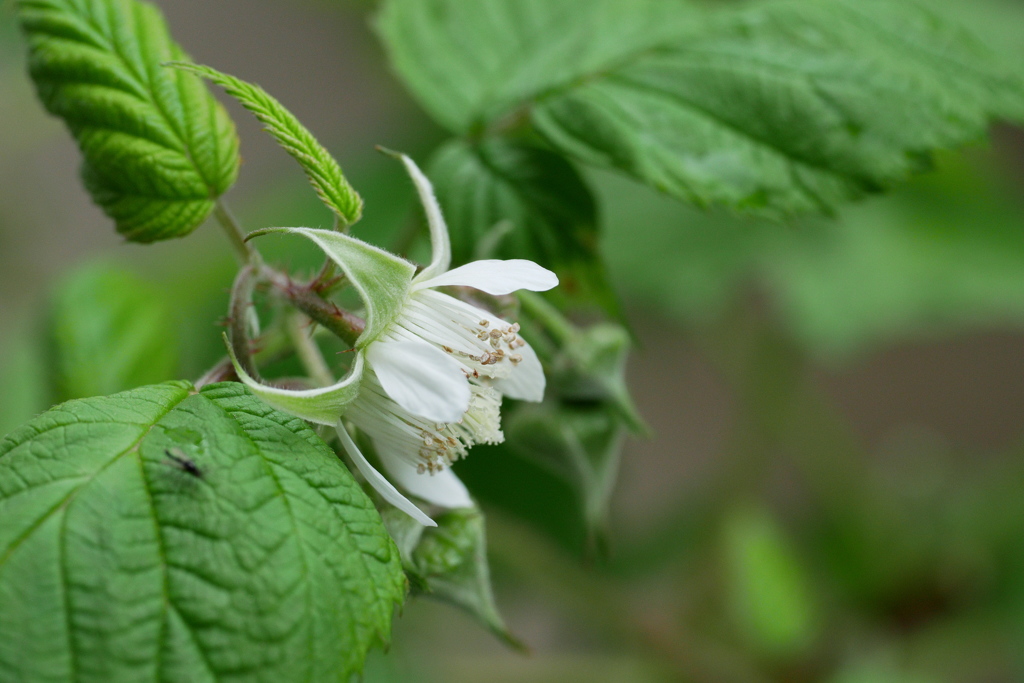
[336,155,556,525]
[230,153,557,526]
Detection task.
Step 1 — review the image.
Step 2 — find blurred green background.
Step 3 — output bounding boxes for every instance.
[2,1,1024,681]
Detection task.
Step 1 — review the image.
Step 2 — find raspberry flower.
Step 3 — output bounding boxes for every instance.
[230,154,557,525]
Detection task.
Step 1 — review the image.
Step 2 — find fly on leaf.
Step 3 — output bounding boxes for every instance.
[164,448,204,478]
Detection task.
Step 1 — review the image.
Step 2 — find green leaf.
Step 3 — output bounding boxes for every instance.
[762,154,1024,353]
[723,506,819,660]
[379,0,1024,216]
[0,326,47,439]
[533,0,1024,216]
[382,505,521,648]
[428,138,618,315]
[17,0,240,242]
[173,63,363,226]
[0,381,405,682]
[49,263,177,402]
[375,0,699,133]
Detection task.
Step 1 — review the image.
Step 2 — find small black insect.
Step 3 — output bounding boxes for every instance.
[164,448,204,478]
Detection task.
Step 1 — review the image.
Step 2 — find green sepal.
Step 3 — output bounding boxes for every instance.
[521,293,647,435]
[224,333,365,426]
[250,228,415,346]
[171,62,363,226]
[382,504,524,650]
[552,322,647,435]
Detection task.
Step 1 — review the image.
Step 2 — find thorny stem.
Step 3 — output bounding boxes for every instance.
[261,265,365,346]
[287,312,334,387]
[228,265,261,379]
[213,200,259,264]
[311,214,343,292]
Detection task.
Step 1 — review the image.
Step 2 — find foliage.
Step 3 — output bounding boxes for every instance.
[0,382,404,681]
[17,0,240,242]
[378,0,1024,216]
[49,263,177,401]
[176,64,364,227]
[3,0,1024,679]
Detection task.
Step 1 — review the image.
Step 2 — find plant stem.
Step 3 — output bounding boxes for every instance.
[261,266,365,346]
[228,265,261,379]
[213,200,258,263]
[310,214,343,291]
[287,312,334,387]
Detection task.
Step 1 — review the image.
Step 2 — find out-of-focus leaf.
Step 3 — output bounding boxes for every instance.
[379,0,1024,216]
[600,148,1024,354]
[763,155,1024,354]
[49,263,177,401]
[176,63,363,226]
[0,381,405,682]
[383,505,521,648]
[0,8,19,60]
[429,137,618,314]
[17,0,240,241]
[829,655,942,683]
[505,403,626,549]
[0,325,47,438]
[723,506,819,660]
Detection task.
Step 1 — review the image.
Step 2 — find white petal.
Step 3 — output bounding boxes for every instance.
[366,339,470,423]
[378,449,473,509]
[400,155,451,281]
[413,259,558,295]
[494,338,545,402]
[336,425,436,526]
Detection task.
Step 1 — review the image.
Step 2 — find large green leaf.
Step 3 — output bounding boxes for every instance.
[0,381,404,682]
[375,0,698,133]
[428,138,616,312]
[49,263,177,402]
[379,0,1024,216]
[533,0,1024,216]
[17,0,240,242]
